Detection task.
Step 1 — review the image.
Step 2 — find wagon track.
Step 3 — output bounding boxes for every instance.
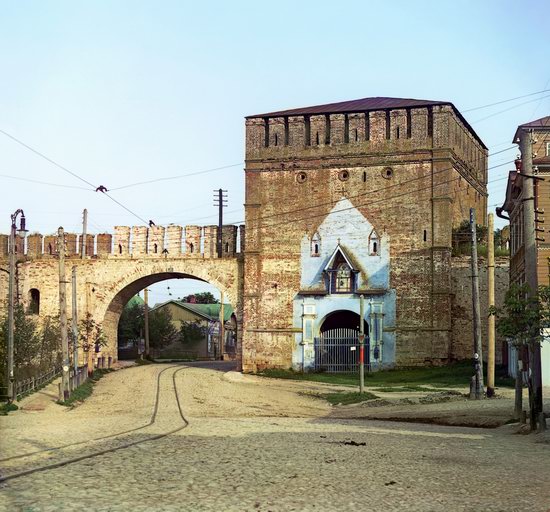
[0,365,189,483]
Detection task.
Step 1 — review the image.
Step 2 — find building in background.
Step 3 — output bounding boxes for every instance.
[151,300,236,360]
[498,115,550,385]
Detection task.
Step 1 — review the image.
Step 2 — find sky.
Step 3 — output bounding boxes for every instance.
[1,0,549,305]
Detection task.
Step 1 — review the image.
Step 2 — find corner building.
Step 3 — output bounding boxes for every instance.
[242,97,488,372]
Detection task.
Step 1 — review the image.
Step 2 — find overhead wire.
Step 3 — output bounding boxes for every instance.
[463,88,550,113]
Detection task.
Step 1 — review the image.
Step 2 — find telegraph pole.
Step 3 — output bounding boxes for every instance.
[359,294,365,393]
[72,266,79,375]
[58,227,70,401]
[470,208,484,398]
[213,189,227,258]
[519,128,544,429]
[144,288,150,359]
[487,213,495,398]
[7,209,26,402]
[80,208,88,259]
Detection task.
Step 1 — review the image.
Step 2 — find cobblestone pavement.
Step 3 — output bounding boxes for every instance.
[1,364,549,511]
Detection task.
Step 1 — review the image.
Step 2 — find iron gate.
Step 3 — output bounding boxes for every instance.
[314,328,370,372]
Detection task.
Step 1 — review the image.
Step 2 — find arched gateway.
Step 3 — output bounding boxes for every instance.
[3,224,244,367]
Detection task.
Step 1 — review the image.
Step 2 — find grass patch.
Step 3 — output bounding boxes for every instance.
[259,361,514,389]
[375,385,442,393]
[319,391,378,406]
[58,369,112,407]
[134,357,153,365]
[0,402,19,415]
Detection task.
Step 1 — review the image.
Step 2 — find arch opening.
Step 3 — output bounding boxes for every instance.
[106,272,238,364]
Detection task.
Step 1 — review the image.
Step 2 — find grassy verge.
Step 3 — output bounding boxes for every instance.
[0,402,19,415]
[319,391,378,405]
[57,369,113,407]
[258,361,514,389]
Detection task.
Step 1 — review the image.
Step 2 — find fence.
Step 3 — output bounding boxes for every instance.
[14,366,61,401]
[314,328,370,373]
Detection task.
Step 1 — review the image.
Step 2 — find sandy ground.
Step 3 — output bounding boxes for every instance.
[1,363,549,511]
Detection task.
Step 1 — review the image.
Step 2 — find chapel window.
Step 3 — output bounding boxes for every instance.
[369,229,379,255]
[311,233,321,257]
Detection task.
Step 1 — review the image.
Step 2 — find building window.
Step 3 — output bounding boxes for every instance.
[311,233,321,257]
[29,288,40,315]
[547,142,550,156]
[369,229,379,255]
[335,263,352,292]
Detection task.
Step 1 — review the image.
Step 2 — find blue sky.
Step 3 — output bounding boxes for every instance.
[1,0,549,304]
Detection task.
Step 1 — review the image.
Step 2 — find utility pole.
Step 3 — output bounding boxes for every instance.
[80,208,88,259]
[71,266,79,375]
[487,213,495,398]
[519,128,544,429]
[470,208,484,398]
[219,291,225,361]
[7,209,26,402]
[359,294,365,393]
[144,288,150,359]
[58,227,70,401]
[213,189,227,258]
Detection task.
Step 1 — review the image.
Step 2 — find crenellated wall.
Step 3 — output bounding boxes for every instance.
[0,223,245,259]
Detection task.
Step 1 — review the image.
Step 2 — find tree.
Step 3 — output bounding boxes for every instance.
[179,321,206,347]
[490,283,550,424]
[149,308,178,348]
[182,292,219,304]
[118,302,144,346]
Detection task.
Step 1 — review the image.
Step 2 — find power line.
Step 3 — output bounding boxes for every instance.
[0,174,91,190]
[109,163,243,191]
[472,94,550,124]
[0,128,97,189]
[463,89,550,113]
[236,156,514,228]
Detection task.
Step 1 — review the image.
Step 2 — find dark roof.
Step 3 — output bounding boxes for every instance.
[246,96,487,149]
[534,156,550,166]
[513,115,550,142]
[246,96,448,118]
[149,300,234,322]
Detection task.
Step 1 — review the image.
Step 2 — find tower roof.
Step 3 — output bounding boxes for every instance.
[246,96,449,118]
[246,96,486,149]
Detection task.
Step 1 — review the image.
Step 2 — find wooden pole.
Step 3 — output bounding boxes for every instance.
[470,208,485,398]
[359,294,365,393]
[58,227,70,401]
[80,208,88,259]
[487,213,496,397]
[220,291,225,360]
[72,266,79,375]
[144,288,150,359]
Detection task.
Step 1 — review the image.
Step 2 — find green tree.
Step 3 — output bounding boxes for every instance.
[149,308,178,348]
[490,283,550,425]
[182,292,219,304]
[79,313,107,354]
[0,305,41,384]
[179,321,206,347]
[118,302,144,346]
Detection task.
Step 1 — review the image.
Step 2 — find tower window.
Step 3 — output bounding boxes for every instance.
[189,242,194,253]
[153,243,158,254]
[29,288,40,315]
[315,132,320,146]
[118,244,123,254]
[274,133,278,146]
[423,230,427,242]
[225,242,229,253]
[354,128,358,142]
[362,171,367,182]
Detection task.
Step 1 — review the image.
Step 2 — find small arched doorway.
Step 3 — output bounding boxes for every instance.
[315,310,369,372]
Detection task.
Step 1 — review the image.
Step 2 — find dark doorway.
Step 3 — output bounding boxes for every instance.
[320,310,367,333]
